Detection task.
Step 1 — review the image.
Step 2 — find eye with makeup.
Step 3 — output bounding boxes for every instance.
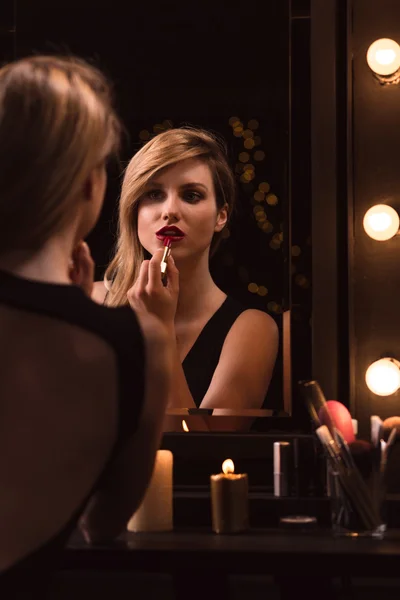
[182,189,204,203]
[142,187,205,204]
[142,189,164,202]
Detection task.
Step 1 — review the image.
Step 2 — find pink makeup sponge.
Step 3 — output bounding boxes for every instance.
[318,400,355,445]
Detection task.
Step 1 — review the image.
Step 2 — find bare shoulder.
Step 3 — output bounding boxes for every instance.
[233,308,279,339]
[221,308,279,359]
[91,281,108,305]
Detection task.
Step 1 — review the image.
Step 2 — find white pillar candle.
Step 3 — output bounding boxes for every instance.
[127,449,173,532]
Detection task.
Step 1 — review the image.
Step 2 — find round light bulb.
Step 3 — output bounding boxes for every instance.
[365,358,400,396]
[363,204,399,240]
[367,38,400,76]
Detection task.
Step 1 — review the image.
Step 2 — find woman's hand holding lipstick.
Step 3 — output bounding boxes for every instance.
[68,241,95,297]
[127,248,179,327]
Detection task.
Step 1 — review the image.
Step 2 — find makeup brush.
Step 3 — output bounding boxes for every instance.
[382,416,400,440]
[380,421,400,494]
[298,380,326,428]
[371,415,384,447]
[298,381,355,444]
[160,237,172,286]
[378,426,400,496]
[300,381,381,529]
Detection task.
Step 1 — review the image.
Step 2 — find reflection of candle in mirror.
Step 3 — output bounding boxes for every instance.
[182,419,189,432]
[127,450,173,532]
[210,459,249,534]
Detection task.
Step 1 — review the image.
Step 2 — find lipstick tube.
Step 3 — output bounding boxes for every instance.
[274,441,291,497]
[160,240,171,286]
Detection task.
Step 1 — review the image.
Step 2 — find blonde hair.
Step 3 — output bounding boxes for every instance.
[104,127,236,307]
[0,55,121,253]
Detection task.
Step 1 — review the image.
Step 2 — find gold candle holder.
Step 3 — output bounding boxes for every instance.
[210,459,249,534]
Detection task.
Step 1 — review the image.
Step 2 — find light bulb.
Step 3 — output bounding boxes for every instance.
[363,204,399,240]
[367,38,400,77]
[365,358,400,396]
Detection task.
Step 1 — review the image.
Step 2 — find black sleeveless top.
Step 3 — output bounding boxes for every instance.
[0,270,146,598]
[182,296,246,406]
[104,285,246,407]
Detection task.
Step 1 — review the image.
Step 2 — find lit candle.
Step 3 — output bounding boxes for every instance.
[210,459,249,534]
[127,449,173,532]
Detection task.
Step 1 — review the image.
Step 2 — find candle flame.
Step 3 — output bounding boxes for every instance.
[182,419,189,432]
[222,459,234,474]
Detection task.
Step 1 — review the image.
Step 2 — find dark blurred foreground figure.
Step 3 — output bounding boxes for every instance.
[0,54,177,598]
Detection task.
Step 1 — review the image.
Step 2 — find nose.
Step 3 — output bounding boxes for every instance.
[161,192,181,223]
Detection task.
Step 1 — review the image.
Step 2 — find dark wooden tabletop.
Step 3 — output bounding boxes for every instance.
[64,528,400,577]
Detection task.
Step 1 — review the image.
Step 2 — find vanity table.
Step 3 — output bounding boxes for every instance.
[63,527,400,600]
[56,431,400,599]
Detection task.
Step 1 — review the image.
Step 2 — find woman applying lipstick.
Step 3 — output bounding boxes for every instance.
[93,127,279,430]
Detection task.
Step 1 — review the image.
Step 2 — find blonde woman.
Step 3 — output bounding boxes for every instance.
[93,128,279,431]
[0,55,176,594]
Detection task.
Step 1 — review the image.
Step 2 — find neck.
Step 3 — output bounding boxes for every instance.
[0,227,77,285]
[174,251,225,322]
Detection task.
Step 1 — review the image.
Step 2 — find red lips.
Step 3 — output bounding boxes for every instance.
[156,225,185,242]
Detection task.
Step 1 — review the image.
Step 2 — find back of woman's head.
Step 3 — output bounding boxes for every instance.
[0,55,121,254]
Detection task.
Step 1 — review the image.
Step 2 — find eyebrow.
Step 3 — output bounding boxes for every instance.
[148,181,209,191]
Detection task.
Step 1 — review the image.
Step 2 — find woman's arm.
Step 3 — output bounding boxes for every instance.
[161,329,209,432]
[199,309,279,430]
[80,251,178,543]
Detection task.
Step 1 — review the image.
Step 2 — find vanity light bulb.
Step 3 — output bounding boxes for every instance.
[365,358,400,396]
[367,38,400,76]
[363,204,399,241]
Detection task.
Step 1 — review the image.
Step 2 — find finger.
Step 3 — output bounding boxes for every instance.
[71,240,85,264]
[68,254,81,285]
[68,259,77,281]
[78,242,95,282]
[148,248,166,289]
[166,254,179,294]
[135,259,150,293]
[69,241,86,275]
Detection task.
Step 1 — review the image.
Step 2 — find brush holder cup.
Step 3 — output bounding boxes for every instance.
[328,465,386,539]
